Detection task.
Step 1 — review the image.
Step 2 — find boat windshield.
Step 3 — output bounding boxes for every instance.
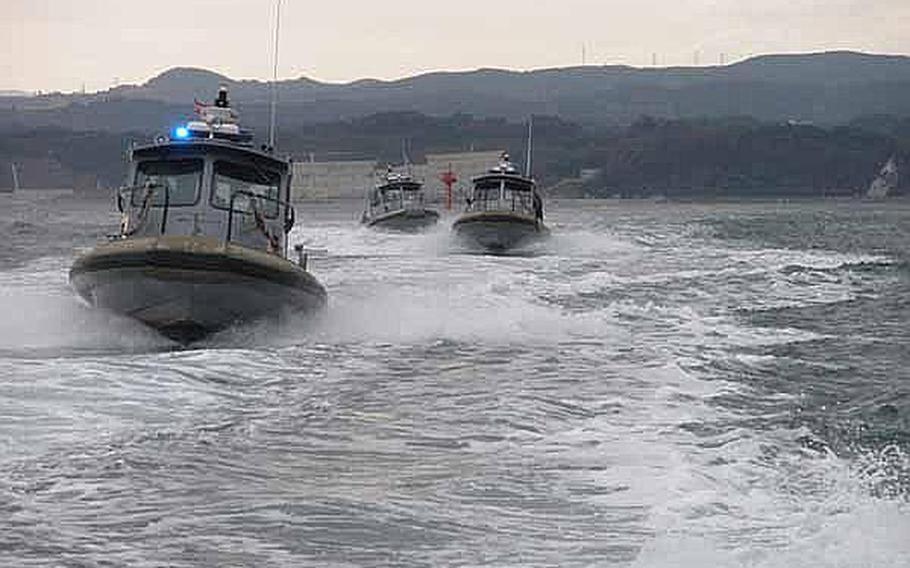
[474,179,501,202]
[375,184,423,208]
[401,185,423,203]
[505,179,532,193]
[382,187,402,204]
[471,177,534,214]
[504,179,532,211]
[211,161,281,218]
[133,159,202,206]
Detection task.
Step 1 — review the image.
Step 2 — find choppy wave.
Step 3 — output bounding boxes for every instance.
[1,199,909,566]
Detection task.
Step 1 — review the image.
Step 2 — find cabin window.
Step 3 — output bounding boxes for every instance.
[504,180,532,193]
[504,180,532,211]
[132,159,202,207]
[382,188,402,209]
[211,161,281,218]
[473,180,502,204]
[401,185,422,204]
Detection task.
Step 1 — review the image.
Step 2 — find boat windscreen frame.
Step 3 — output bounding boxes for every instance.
[131,158,204,207]
[503,178,534,193]
[468,174,537,215]
[372,181,424,206]
[380,181,422,194]
[210,159,284,219]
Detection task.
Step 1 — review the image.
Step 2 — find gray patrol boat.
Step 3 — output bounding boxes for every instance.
[70,88,326,343]
[453,152,547,252]
[362,167,439,231]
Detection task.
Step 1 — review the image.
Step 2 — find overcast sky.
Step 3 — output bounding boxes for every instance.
[2,0,909,92]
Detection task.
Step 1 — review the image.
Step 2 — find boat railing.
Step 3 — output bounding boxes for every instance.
[225,189,295,246]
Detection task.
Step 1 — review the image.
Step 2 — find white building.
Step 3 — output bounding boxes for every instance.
[290,150,505,202]
[291,159,378,200]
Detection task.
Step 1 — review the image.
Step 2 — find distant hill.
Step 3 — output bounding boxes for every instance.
[4,51,910,132]
[3,51,910,196]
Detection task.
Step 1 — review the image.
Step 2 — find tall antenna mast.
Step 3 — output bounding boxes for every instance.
[525,116,534,178]
[401,139,412,175]
[268,0,282,150]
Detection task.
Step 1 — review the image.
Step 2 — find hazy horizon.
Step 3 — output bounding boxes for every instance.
[3,0,910,93]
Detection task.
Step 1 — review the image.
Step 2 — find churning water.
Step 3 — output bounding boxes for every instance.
[1,195,908,566]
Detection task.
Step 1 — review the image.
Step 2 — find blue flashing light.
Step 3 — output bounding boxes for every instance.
[174,126,190,140]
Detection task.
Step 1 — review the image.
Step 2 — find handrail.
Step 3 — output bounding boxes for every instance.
[160,183,170,234]
[116,183,170,236]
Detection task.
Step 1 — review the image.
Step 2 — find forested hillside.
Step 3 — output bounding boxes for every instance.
[2,113,907,197]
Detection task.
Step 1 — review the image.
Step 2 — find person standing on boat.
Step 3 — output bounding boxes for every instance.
[215,86,229,108]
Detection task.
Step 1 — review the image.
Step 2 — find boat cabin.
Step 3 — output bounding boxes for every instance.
[467,153,543,221]
[117,90,295,256]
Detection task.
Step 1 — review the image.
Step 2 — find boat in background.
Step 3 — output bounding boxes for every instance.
[453,151,547,252]
[70,88,326,343]
[361,167,439,231]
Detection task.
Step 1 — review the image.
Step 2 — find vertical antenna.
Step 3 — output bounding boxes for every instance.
[525,116,534,178]
[268,0,282,150]
[401,139,412,175]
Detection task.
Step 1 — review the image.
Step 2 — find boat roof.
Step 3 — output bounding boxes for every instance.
[378,179,422,190]
[376,170,422,190]
[473,170,535,186]
[472,152,535,186]
[132,139,290,171]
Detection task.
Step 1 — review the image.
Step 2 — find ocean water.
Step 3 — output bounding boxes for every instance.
[0,194,908,567]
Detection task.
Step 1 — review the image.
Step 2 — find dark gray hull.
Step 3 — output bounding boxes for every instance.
[70,237,327,343]
[453,211,548,252]
[364,208,440,232]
